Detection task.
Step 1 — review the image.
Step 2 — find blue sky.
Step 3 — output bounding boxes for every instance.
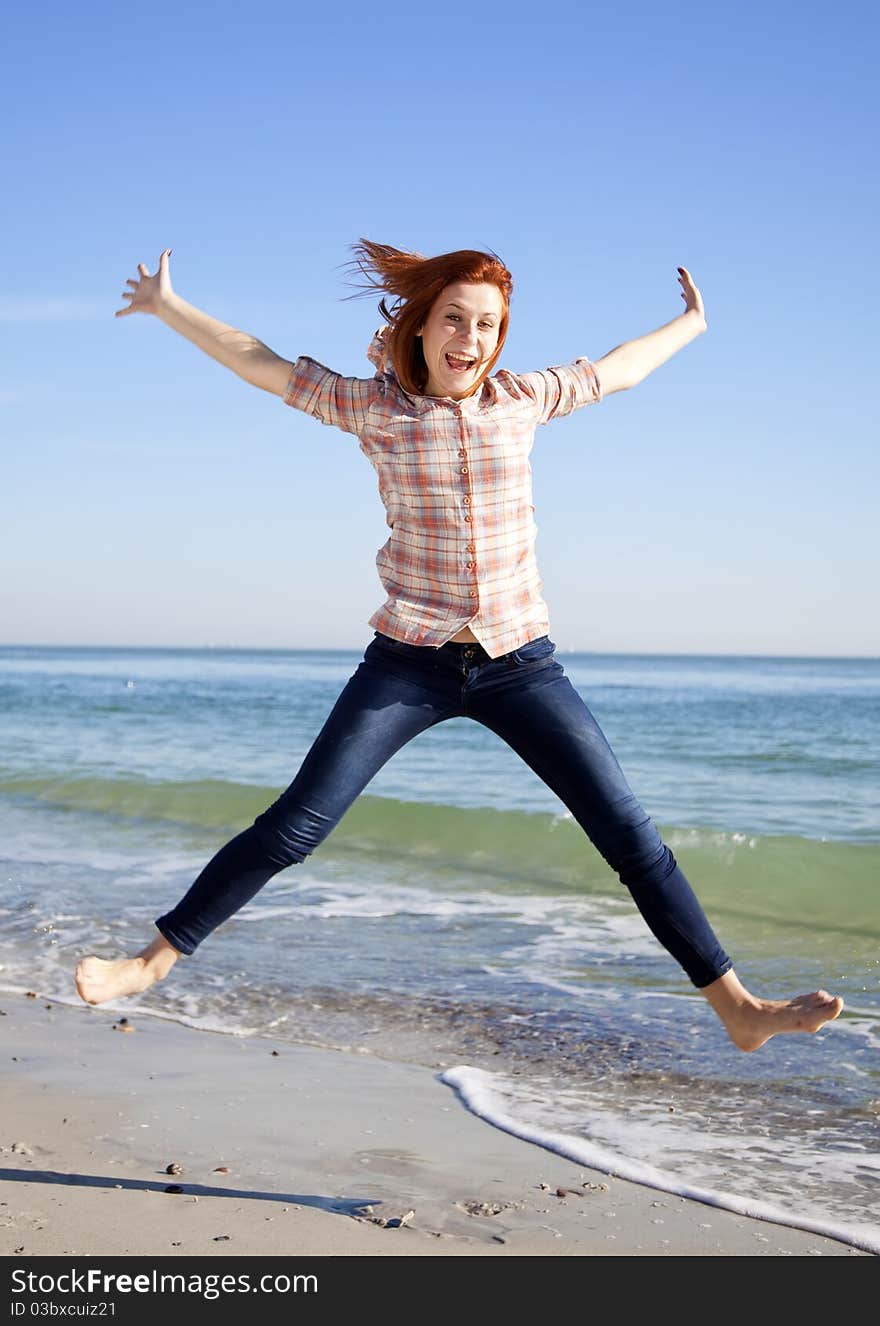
[3,0,877,654]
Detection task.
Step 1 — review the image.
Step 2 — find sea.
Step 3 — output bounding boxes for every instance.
[1,644,877,1252]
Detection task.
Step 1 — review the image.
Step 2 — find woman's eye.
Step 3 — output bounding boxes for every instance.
[444,314,495,330]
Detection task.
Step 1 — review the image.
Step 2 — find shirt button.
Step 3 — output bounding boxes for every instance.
[463,495,471,505]
[467,543,475,552]
[469,590,477,598]
[464,515,472,522]
[466,561,476,569]
[460,466,469,475]
[458,449,467,459]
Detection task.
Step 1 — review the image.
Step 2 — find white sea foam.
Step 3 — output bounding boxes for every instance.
[502,908,658,975]
[442,1065,880,1255]
[664,826,760,856]
[0,982,264,1040]
[235,882,612,927]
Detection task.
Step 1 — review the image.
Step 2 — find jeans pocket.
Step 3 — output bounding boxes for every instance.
[511,635,556,665]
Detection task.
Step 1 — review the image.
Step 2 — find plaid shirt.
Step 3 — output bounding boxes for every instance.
[282,330,603,658]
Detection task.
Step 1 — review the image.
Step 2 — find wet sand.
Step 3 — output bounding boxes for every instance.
[0,994,865,1257]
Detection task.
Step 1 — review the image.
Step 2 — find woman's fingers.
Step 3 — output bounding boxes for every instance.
[131,251,171,282]
[677,267,701,300]
[116,273,145,317]
[675,267,706,326]
[117,252,172,317]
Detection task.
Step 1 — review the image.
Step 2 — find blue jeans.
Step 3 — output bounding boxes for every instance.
[156,633,732,988]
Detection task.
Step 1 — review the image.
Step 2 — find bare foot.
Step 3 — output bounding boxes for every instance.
[74,933,181,1006]
[702,969,843,1052]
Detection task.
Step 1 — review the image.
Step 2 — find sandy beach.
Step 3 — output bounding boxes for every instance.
[0,992,866,1259]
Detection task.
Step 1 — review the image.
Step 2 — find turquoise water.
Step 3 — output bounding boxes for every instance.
[1,644,878,1246]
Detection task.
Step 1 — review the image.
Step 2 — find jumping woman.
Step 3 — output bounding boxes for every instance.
[75,240,843,1052]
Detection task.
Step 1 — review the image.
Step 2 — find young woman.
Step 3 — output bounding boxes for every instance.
[75,240,843,1052]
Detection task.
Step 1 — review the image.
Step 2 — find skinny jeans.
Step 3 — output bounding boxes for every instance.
[156,633,733,988]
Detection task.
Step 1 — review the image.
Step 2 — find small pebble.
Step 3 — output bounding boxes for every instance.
[271,1050,280,1056]
[463,1200,507,1217]
[113,1022,135,1034]
[164,1185,183,1195]
[25,992,37,999]
[213,1235,231,1242]
[165,1163,183,1176]
[492,1234,507,1244]
[213,1166,230,1174]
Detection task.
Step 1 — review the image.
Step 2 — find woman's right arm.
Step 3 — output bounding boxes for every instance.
[116,250,292,397]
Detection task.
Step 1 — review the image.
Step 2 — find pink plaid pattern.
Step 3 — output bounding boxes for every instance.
[282,330,603,657]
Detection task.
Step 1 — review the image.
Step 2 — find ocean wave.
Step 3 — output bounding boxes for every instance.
[2,773,877,933]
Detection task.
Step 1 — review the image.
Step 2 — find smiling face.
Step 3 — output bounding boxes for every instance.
[417,280,506,399]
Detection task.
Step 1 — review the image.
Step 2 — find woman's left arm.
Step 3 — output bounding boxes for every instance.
[592,267,707,396]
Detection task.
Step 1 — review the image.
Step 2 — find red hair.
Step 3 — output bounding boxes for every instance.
[343,239,514,396]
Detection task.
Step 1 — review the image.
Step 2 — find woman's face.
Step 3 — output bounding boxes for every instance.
[417,280,505,399]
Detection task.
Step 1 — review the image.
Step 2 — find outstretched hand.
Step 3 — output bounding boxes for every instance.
[115,249,174,317]
[677,266,706,329]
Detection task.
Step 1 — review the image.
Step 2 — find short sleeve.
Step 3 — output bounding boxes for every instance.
[282,357,377,435]
[508,359,603,426]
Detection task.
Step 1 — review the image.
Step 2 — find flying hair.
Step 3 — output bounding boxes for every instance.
[342,239,514,396]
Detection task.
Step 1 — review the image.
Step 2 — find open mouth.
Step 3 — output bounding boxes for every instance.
[445,353,477,373]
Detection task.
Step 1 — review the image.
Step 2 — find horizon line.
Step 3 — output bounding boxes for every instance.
[1,641,878,662]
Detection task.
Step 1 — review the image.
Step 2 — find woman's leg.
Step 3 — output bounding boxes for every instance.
[75,644,451,1003]
[469,652,842,1048]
